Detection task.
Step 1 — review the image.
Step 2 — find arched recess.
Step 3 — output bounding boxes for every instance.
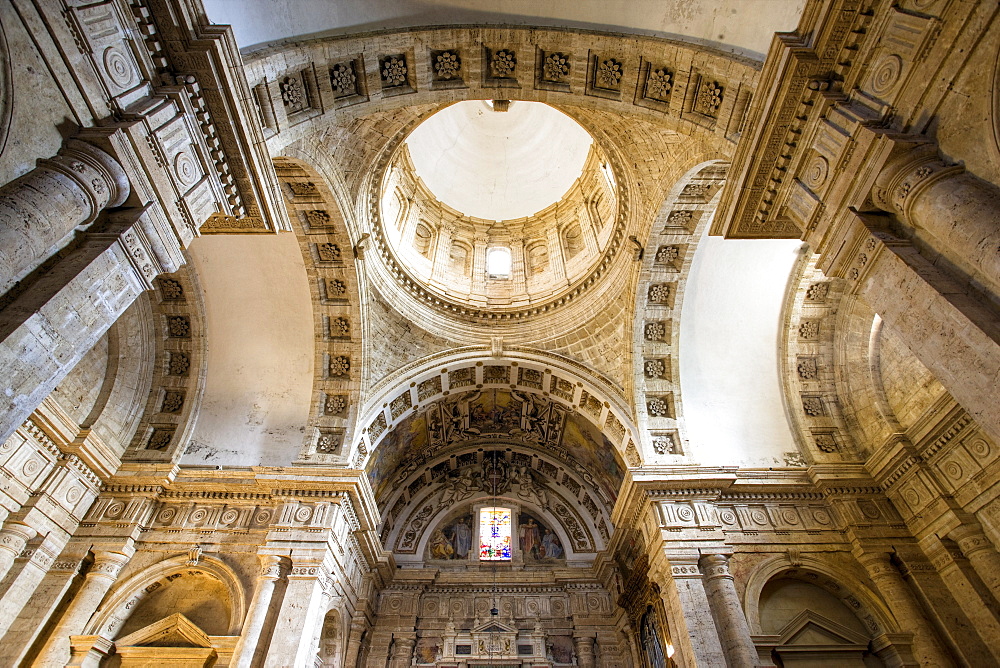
[85,553,247,640]
[380,443,611,565]
[355,347,638,478]
[742,555,903,659]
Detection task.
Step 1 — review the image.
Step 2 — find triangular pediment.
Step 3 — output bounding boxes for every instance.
[777,610,870,647]
[472,619,516,634]
[115,612,213,648]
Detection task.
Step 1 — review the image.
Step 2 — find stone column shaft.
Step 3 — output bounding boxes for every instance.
[856,552,954,667]
[388,634,415,668]
[343,618,368,668]
[0,139,129,296]
[834,213,1000,448]
[232,555,283,668]
[34,550,131,668]
[0,205,181,447]
[951,524,1000,603]
[700,554,758,668]
[264,562,328,668]
[658,559,726,667]
[873,145,1000,298]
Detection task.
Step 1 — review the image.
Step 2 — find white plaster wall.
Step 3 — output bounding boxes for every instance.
[679,234,801,466]
[405,101,592,221]
[184,234,313,466]
[203,0,806,58]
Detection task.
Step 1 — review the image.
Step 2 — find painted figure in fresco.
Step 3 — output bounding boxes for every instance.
[542,529,563,558]
[438,467,479,506]
[514,466,550,507]
[640,606,667,668]
[451,517,472,558]
[520,517,542,559]
[430,529,454,559]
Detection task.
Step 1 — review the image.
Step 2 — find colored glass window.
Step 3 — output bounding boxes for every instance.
[479,507,512,560]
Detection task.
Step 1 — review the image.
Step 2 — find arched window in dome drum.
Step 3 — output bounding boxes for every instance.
[486,247,511,279]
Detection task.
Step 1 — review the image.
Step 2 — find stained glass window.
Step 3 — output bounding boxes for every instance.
[479,507,512,560]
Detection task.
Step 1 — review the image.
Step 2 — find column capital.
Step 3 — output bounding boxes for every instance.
[0,522,38,556]
[871,141,962,217]
[257,553,285,580]
[89,550,131,580]
[699,553,733,581]
[949,524,995,558]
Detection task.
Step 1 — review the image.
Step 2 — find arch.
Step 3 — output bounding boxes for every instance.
[85,553,247,639]
[741,554,899,638]
[355,347,637,479]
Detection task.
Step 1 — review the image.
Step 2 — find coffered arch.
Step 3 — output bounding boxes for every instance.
[355,347,639,492]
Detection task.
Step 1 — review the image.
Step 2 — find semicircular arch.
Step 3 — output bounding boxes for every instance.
[85,553,247,639]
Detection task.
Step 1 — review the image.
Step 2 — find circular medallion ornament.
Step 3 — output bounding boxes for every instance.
[812,509,832,525]
[65,486,82,504]
[173,151,199,186]
[858,500,881,519]
[220,509,240,525]
[157,507,178,524]
[295,506,313,522]
[903,488,921,507]
[189,508,208,523]
[719,510,738,525]
[781,509,800,525]
[22,459,40,477]
[750,509,769,525]
[944,461,964,480]
[968,438,991,459]
[869,54,903,96]
[105,501,126,519]
[677,506,695,522]
[803,155,829,190]
[103,46,136,88]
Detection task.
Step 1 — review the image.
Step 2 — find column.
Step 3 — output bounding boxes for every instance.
[573,633,596,668]
[35,550,132,668]
[546,226,567,283]
[824,212,1000,447]
[0,204,183,446]
[430,225,454,284]
[342,616,369,668]
[699,554,758,668]
[0,138,129,295]
[855,551,954,667]
[918,535,1000,663]
[232,555,284,668]
[657,556,726,667]
[0,522,37,581]
[388,633,415,668]
[872,143,1000,298]
[264,558,328,668]
[470,237,488,302]
[950,524,1000,603]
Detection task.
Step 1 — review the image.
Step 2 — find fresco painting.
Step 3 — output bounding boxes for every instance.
[518,511,564,561]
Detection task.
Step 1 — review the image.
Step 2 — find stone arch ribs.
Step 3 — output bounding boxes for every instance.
[272,157,364,465]
[632,161,728,463]
[356,347,638,483]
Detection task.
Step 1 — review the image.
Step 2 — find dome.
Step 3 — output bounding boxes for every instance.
[376,102,623,317]
[404,101,594,220]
